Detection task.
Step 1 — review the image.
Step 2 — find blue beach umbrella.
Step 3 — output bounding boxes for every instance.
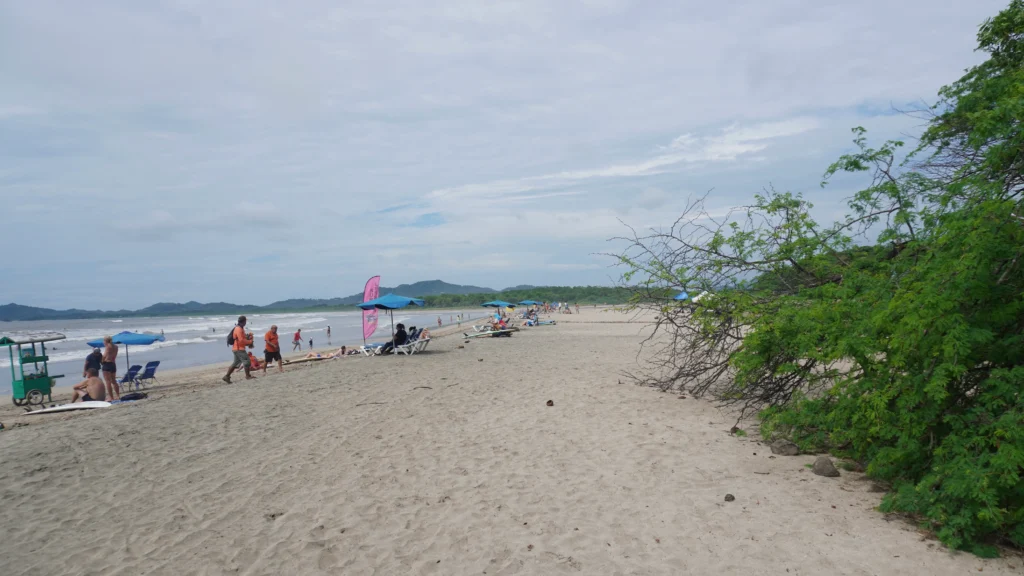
[482,300,515,319]
[673,291,690,301]
[357,293,426,340]
[518,300,540,306]
[87,330,166,370]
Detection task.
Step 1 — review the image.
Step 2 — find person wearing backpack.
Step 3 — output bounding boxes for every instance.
[223,315,255,383]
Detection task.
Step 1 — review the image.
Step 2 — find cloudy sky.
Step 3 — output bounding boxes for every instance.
[0,0,1006,309]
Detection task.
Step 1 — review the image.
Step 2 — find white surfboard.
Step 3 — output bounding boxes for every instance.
[26,401,112,415]
[462,329,517,339]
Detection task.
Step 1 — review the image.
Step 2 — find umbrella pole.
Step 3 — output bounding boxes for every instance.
[125,344,130,372]
[390,310,395,341]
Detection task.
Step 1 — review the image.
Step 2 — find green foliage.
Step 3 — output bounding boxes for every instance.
[418,286,629,308]
[620,1,1024,553]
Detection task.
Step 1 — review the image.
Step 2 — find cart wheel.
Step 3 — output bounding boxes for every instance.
[12,397,25,407]
[26,390,44,406]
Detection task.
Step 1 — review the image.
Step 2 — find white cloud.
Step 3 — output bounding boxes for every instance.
[0,0,1007,307]
[427,118,820,204]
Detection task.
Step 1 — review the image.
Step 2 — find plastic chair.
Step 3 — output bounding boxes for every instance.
[119,365,143,391]
[134,361,160,388]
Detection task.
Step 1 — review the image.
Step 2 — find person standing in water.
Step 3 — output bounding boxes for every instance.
[101,335,120,400]
[437,316,442,329]
[326,325,331,344]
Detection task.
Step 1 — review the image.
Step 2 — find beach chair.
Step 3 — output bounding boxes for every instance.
[133,361,160,388]
[119,365,142,391]
[360,343,385,356]
[414,337,431,353]
[394,328,423,355]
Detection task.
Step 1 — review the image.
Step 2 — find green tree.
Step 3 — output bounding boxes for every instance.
[617,1,1024,553]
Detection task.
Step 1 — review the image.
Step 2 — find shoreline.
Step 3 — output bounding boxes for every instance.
[2,308,578,419]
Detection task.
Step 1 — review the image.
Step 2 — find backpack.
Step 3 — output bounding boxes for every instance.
[227,325,238,347]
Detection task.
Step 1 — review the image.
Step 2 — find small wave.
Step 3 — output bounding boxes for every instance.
[110,319,123,323]
[0,336,217,368]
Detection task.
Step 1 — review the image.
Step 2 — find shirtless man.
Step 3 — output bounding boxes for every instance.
[71,368,107,403]
[101,335,120,400]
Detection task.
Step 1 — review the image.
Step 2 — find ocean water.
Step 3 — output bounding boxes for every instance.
[0,309,484,395]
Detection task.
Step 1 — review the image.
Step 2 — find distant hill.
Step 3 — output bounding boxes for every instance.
[385,280,496,298]
[502,284,537,291]
[0,303,132,321]
[0,280,501,321]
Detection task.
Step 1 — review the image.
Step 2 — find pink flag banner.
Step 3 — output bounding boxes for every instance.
[362,276,381,342]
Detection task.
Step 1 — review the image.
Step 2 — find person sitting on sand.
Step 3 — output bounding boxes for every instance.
[248,351,265,371]
[71,368,106,403]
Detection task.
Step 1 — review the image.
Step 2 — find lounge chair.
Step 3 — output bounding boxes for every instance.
[394,329,426,355]
[134,361,160,388]
[360,343,386,356]
[462,329,517,339]
[119,365,142,391]
[414,337,431,353]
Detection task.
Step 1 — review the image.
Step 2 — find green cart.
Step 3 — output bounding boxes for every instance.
[1,332,66,407]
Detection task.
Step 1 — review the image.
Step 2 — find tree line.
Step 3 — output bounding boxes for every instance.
[419,286,630,308]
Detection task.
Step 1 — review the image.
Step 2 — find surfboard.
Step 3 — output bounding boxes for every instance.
[26,401,112,415]
[462,329,517,339]
[284,356,329,365]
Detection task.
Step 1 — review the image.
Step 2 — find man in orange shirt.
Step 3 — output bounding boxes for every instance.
[263,324,284,374]
[223,315,255,383]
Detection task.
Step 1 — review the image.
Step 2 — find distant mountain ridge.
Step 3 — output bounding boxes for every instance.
[0,280,500,321]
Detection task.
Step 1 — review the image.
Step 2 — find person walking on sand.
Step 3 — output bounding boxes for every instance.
[223,316,255,383]
[292,328,302,351]
[263,324,284,374]
[101,335,120,400]
[437,316,442,328]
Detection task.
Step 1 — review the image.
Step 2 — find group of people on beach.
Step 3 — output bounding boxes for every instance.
[71,335,119,403]
[222,316,288,383]
[222,317,352,382]
[66,306,557,397]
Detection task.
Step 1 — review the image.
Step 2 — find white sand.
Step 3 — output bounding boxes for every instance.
[0,308,1018,575]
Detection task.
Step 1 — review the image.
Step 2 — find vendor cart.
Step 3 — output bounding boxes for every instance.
[1,332,65,407]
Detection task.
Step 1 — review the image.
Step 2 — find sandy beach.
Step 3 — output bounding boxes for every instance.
[0,308,1018,575]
